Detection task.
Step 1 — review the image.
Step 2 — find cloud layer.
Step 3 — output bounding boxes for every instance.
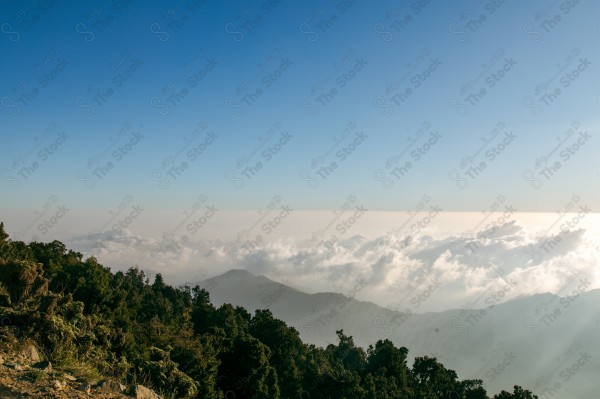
[65,219,600,312]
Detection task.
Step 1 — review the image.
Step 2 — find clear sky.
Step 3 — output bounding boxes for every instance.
[1,0,598,215]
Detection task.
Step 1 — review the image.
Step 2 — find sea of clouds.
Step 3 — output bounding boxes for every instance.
[65,218,600,312]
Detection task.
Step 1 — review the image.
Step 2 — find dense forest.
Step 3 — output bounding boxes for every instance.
[0,222,537,399]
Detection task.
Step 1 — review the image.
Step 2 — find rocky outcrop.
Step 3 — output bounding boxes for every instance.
[95,379,126,394]
[134,384,163,399]
[20,345,40,363]
[0,340,166,399]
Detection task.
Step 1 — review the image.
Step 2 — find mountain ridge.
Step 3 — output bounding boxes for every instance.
[198,268,600,398]
[200,268,599,314]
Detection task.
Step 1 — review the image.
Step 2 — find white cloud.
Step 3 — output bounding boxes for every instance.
[64,219,600,312]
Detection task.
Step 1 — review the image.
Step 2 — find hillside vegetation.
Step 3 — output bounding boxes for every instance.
[0,223,537,399]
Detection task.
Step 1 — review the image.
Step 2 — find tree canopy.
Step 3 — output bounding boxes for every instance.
[0,224,538,399]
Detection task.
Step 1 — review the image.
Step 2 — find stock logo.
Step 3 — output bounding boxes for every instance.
[299,122,367,188]
[448,48,515,115]
[522,122,590,188]
[374,122,442,188]
[2,49,68,115]
[374,49,441,115]
[448,121,515,189]
[300,49,367,114]
[226,122,293,189]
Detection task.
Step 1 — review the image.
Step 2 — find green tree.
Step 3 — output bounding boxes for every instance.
[0,223,542,399]
[218,333,280,398]
[249,309,305,398]
[493,385,538,399]
[412,356,462,399]
[211,303,250,339]
[303,347,363,399]
[190,286,216,335]
[364,339,413,398]
[0,222,8,242]
[0,223,23,262]
[462,379,489,399]
[327,329,367,373]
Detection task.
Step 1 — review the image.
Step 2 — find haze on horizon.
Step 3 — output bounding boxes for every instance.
[2,209,599,314]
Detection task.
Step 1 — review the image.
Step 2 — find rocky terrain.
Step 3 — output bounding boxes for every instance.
[0,343,160,399]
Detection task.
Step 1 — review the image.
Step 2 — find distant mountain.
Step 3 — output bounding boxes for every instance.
[199,269,600,399]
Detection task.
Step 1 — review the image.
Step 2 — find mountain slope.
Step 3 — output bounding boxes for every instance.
[199,270,600,399]
[1,225,537,399]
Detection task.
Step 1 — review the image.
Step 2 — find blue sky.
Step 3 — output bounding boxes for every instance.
[1,0,599,216]
[2,1,600,324]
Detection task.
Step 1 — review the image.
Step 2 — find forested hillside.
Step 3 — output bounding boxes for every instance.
[0,223,537,399]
